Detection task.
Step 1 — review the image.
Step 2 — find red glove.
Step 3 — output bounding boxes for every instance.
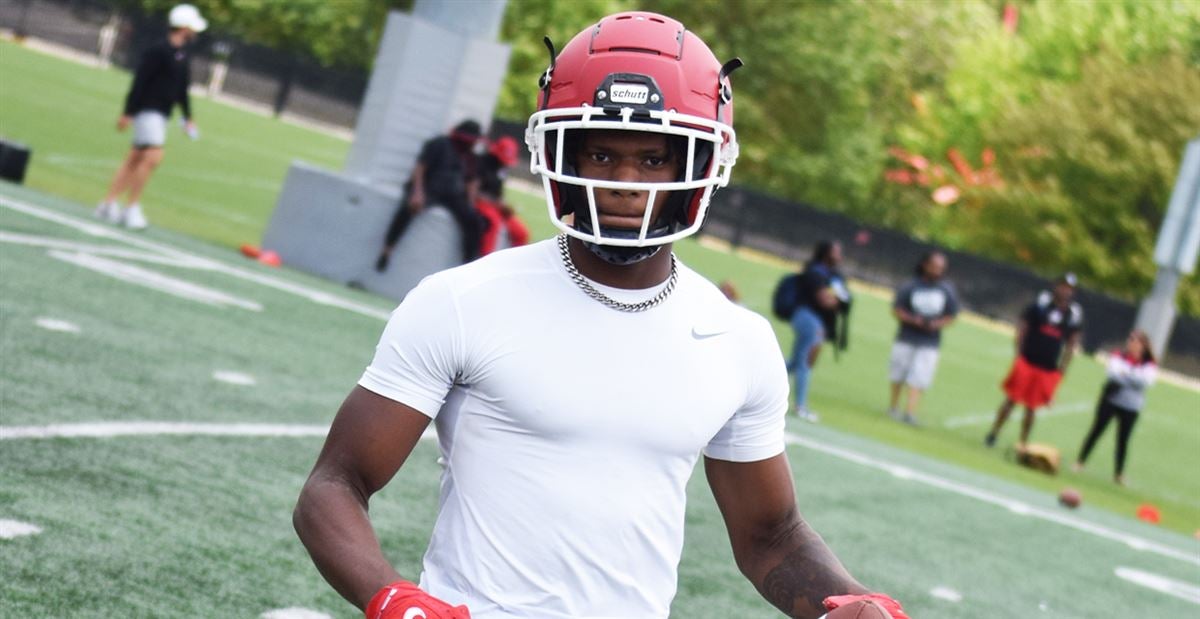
[366,581,470,619]
[824,593,910,619]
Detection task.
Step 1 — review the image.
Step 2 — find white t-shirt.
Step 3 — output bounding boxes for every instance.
[359,239,788,618]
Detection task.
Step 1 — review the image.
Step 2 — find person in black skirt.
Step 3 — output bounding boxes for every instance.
[1072,329,1158,486]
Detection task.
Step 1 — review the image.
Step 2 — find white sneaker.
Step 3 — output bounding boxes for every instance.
[795,407,820,423]
[123,204,148,230]
[94,201,121,224]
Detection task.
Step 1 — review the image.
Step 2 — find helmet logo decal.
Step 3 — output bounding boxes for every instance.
[608,83,650,105]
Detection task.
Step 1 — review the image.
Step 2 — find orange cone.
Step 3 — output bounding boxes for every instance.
[240,244,262,258]
[258,250,281,267]
[1135,504,1161,525]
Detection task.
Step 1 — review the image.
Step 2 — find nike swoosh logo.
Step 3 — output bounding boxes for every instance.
[692,326,727,340]
[404,608,428,619]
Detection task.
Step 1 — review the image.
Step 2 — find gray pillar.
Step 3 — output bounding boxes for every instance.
[1135,136,1200,358]
[264,2,510,302]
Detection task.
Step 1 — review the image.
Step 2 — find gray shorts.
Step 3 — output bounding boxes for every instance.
[889,340,940,390]
[131,111,166,148]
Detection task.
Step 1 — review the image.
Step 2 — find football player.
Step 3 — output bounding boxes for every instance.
[295,12,908,619]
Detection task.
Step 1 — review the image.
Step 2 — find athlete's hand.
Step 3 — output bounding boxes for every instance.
[824,593,910,619]
[366,580,470,619]
[407,188,426,212]
[116,115,132,131]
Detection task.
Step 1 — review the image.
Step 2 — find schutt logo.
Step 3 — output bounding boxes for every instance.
[608,83,650,105]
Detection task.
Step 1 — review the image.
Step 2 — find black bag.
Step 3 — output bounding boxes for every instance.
[772,274,801,321]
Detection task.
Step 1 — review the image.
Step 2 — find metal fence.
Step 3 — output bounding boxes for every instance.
[8,0,1199,375]
[0,0,366,127]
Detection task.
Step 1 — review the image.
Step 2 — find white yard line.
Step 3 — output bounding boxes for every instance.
[3,417,1193,572]
[0,519,43,539]
[0,230,212,268]
[48,249,264,311]
[1114,566,1200,605]
[784,432,1200,568]
[1,196,392,321]
[0,421,437,442]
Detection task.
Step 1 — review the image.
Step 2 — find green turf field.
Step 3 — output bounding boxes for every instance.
[3,182,1199,618]
[3,38,1200,617]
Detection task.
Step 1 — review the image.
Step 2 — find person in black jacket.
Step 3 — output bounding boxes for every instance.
[376,120,484,270]
[96,4,206,230]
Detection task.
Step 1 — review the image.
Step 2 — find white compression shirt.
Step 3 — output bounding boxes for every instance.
[359,239,789,618]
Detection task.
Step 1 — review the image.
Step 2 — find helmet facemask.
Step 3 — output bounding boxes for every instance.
[526,12,740,264]
[528,107,734,262]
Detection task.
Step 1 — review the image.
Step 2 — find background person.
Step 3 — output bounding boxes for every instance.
[785,240,851,422]
[1073,329,1157,485]
[95,4,205,230]
[474,135,529,256]
[887,250,959,426]
[985,273,1084,448]
[376,120,483,270]
[295,12,907,619]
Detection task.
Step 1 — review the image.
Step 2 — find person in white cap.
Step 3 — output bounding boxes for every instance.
[95,4,207,230]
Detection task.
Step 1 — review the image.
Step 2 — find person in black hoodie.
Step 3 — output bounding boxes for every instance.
[96,4,206,230]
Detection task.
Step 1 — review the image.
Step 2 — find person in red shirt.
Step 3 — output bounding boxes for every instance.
[985,273,1084,448]
[474,136,529,256]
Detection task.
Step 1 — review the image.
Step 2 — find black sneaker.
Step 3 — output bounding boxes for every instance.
[984,433,997,448]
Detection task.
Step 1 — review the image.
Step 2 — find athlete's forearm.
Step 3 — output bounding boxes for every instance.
[294,475,402,610]
[748,514,869,618]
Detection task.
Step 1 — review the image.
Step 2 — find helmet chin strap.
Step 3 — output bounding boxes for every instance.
[574,219,666,265]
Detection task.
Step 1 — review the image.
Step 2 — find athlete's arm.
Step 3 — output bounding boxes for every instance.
[1059,331,1081,373]
[408,162,428,210]
[294,386,431,610]
[1014,318,1028,355]
[706,454,869,618]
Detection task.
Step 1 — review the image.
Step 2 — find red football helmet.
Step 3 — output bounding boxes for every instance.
[526,12,740,249]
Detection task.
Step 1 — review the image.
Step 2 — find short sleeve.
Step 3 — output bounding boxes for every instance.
[704,319,788,462]
[893,283,911,310]
[358,276,464,418]
[944,283,960,316]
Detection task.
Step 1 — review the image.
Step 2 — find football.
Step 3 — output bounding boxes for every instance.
[1059,487,1082,509]
[826,600,891,619]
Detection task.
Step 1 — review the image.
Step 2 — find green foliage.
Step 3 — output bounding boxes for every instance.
[495,0,634,119]
[890,0,1200,314]
[974,53,1200,314]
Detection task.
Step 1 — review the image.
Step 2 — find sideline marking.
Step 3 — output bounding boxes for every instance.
[0,422,329,440]
[0,519,43,539]
[784,432,1200,568]
[260,608,333,619]
[1,196,391,321]
[929,586,963,603]
[0,230,211,268]
[1114,566,1200,605]
[943,401,1091,429]
[213,371,256,386]
[48,249,263,311]
[0,421,438,442]
[35,317,80,334]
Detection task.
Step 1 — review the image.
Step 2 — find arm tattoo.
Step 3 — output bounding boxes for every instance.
[760,523,857,617]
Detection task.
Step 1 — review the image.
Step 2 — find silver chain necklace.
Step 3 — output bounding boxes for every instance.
[557,234,678,313]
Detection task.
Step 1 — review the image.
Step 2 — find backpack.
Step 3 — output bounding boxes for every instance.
[772,273,801,321]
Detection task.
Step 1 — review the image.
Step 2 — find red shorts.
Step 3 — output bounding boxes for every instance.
[1002,356,1062,409]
